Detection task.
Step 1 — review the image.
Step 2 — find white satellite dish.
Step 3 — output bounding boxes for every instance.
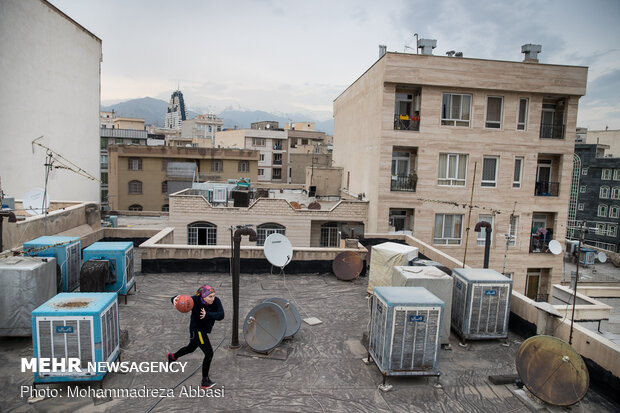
[597,251,608,263]
[264,233,293,268]
[23,187,49,215]
[548,240,562,255]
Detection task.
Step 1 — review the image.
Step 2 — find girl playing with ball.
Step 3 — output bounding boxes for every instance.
[167,284,224,389]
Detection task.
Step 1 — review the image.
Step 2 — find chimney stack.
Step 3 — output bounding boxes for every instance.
[417,38,437,55]
[521,44,542,63]
[379,45,387,59]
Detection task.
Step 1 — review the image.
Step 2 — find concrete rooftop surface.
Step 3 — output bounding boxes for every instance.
[1,269,619,413]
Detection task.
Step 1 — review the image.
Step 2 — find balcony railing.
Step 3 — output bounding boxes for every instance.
[534,181,559,196]
[394,115,420,131]
[530,231,554,253]
[273,160,282,165]
[390,176,417,192]
[539,123,565,139]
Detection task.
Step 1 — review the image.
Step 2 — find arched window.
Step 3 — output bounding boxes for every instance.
[256,223,286,246]
[128,180,142,194]
[320,222,339,247]
[161,204,169,212]
[600,186,610,199]
[128,204,142,211]
[188,221,216,245]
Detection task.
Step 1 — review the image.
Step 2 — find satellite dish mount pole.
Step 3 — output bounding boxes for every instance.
[230,225,257,348]
[569,221,587,345]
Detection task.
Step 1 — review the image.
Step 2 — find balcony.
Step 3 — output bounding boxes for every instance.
[390,175,417,192]
[529,228,554,253]
[534,181,559,196]
[539,123,565,139]
[393,114,420,131]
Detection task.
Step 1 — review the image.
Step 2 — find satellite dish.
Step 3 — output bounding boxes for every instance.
[263,297,301,338]
[289,201,301,210]
[243,302,286,353]
[597,251,608,263]
[548,240,562,255]
[23,187,49,215]
[308,201,321,210]
[332,251,363,281]
[516,335,589,406]
[264,233,293,268]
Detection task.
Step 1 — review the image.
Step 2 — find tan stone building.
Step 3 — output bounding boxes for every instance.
[107,145,259,212]
[333,46,588,300]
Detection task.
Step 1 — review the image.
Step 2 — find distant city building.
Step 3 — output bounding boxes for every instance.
[100,110,115,128]
[164,90,187,129]
[181,114,224,147]
[571,143,620,252]
[584,128,620,158]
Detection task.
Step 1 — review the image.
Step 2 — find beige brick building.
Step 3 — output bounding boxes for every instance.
[107,145,259,212]
[333,48,588,300]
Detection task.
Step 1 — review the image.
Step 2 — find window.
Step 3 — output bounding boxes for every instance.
[513,157,523,188]
[101,172,108,185]
[392,151,411,177]
[256,223,286,246]
[602,169,612,180]
[580,185,586,193]
[100,154,108,168]
[101,190,108,203]
[273,168,282,179]
[434,214,463,245]
[315,146,321,154]
[441,93,471,126]
[612,187,620,200]
[187,221,216,245]
[517,98,528,130]
[582,168,588,175]
[258,168,264,176]
[600,186,610,198]
[100,138,108,149]
[598,204,608,217]
[211,160,222,172]
[259,154,265,162]
[132,139,140,145]
[115,138,123,144]
[614,169,620,180]
[128,180,142,194]
[128,157,142,170]
[609,224,618,238]
[485,96,503,128]
[320,222,339,247]
[438,153,467,186]
[610,205,619,219]
[128,204,142,211]
[508,215,518,246]
[596,223,606,235]
[238,161,249,172]
[162,181,168,194]
[477,215,493,246]
[481,156,499,187]
[301,139,309,145]
[578,203,585,211]
[273,154,282,165]
[253,138,266,146]
[161,204,169,212]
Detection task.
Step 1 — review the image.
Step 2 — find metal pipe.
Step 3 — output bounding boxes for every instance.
[474,221,492,268]
[230,226,257,348]
[0,212,17,253]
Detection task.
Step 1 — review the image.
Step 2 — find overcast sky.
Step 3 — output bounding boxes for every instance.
[50,0,620,129]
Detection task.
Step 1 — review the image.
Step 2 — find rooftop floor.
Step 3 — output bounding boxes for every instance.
[1,271,618,412]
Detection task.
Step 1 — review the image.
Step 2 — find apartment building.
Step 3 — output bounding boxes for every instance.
[572,144,620,252]
[181,114,224,147]
[333,43,588,300]
[107,145,259,212]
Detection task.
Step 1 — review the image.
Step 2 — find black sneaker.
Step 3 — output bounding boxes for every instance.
[166,352,175,364]
[201,378,216,389]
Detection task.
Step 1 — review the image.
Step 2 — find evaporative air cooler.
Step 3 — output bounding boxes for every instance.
[451,268,512,341]
[32,292,120,383]
[82,242,135,301]
[23,236,81,292]
[369,286,444,377]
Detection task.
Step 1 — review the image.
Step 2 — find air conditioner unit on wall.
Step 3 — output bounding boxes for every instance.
[24,236,81,292]
[32,292,120,383]
[451,268,512,341]
[82,242,135,301]
[369,286,444,377]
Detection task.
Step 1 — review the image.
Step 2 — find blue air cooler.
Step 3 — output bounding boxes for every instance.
[32,293,120,383]
[82,242,135,296]
[369,287,444,377]
[23,236,81,292]
[451,268,512,340]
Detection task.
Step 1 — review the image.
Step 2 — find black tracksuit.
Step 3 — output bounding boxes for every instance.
[171,295,225,379]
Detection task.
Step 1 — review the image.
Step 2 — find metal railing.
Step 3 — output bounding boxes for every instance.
[393,115,420,131]
[390,176,417,192]
[529,234,553,253]
[539,123,565,139]
[534,181,559,196]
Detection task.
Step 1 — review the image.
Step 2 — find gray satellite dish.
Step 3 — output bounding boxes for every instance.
[548,240,562,255]
[264,233,293,268]
[597,251,608,263]
[264,297,301,338]
[243,302,287,353]
[23,187,49,215]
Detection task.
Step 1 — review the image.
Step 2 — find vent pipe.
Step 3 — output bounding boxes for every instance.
[417,38,437,55]
[521,44,542,63]
[379,45,387,59]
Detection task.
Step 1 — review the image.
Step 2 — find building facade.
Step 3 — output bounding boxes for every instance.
[333,47,588,300]
[164,90,187,130]
[107,145,259,211]
[572,144,620,252]
[0,0,102,203]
